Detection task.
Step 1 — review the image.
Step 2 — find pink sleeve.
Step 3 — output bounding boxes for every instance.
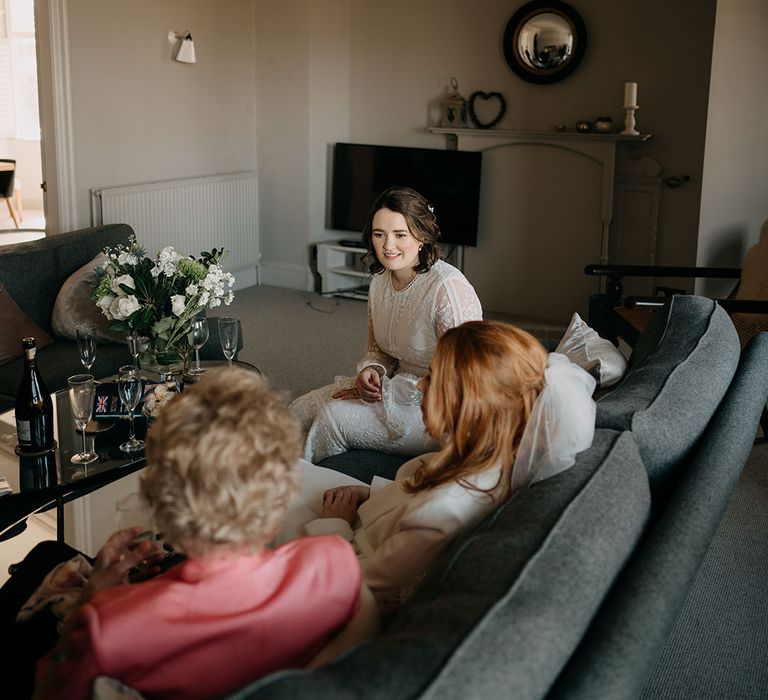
[36,604,102,700]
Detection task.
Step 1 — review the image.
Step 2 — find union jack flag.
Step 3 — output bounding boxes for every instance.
[96,396,108,414]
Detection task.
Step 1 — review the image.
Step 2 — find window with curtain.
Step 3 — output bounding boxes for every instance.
[0,0,40,141]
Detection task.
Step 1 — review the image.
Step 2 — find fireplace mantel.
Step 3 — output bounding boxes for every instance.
[427,127,653,270]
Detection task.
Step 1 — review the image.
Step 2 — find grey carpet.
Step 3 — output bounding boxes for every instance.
[224,285,368,399]
[224,284,567,399]
[641,439,768,699]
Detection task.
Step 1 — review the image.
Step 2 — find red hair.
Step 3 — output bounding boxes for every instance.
[406,321,547,500]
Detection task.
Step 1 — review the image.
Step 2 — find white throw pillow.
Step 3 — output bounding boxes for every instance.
[555,312,627,388]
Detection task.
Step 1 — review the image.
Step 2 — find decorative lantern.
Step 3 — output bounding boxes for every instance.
[440,77,468,128]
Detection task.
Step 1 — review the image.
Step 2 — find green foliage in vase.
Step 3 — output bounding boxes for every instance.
[91,236,235,356]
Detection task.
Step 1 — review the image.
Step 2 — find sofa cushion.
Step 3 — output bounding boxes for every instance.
[231,429,650,700]
[51,253,125,344]
[548,332,768,700]
[0,224,134,335]
[596,296,740,498]
[555,312,627,388]
[0,283,53,364]
[317,450,408,483]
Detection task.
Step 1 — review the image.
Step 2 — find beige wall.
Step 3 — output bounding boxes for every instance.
[57,1,749,318]
[254,0,717,318]
[697,0,768,297]
[66,0,257,229]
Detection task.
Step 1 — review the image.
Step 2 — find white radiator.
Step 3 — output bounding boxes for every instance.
[90,172,260,285]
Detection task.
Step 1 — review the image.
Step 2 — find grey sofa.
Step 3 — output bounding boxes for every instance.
[0,224,239,412]
[0,225,135,412]
[231,295,768,700]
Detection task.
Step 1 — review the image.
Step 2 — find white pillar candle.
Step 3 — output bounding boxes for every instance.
[624,81,638,106]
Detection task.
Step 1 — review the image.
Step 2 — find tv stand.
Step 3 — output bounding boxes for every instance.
[317,241,370,299]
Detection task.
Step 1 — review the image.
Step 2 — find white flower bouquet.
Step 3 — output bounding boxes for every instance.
[91,236,235,366]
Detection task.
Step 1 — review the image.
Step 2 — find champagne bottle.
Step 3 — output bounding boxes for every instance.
[15,337,54,452]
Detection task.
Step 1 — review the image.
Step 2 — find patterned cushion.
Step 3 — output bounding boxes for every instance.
[555,312,627,388]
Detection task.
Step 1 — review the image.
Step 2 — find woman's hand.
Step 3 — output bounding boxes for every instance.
[355,367,383,402]
[323,485,371,508]
[85,528,162,601]
[320,488,362,525]
[331,367,383,402]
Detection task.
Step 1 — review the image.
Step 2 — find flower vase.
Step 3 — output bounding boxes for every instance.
[140,338,190,383]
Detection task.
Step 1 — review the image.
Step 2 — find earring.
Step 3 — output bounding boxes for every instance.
[418,244,424,251]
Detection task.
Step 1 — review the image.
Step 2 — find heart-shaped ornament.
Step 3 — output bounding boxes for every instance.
[468,91,507,129]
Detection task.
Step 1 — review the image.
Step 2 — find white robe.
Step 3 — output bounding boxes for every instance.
[276,456,503,611]
[290,261,482,463]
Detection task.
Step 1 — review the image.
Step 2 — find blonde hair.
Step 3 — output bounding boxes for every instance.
[406,320,547,501]
[140,367,301,556]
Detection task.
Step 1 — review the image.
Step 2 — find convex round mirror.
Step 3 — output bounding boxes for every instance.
[503,1,587,84]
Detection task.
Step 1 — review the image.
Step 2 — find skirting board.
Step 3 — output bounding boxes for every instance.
[231,264,260,291]
[260,261,313,291]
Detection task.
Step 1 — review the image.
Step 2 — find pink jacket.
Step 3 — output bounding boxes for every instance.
[40,536,360,699]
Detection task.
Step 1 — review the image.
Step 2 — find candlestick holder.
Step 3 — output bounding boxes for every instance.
[621,104,640,136]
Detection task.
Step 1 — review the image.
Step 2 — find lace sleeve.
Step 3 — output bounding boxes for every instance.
[356,300,398,376]
[433,275,483,338]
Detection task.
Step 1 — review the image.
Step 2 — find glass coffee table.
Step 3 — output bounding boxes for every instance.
[0,360,258,542]
[0,389,148,542]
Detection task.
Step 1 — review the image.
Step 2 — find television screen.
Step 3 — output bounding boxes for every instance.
[330,142,482,247]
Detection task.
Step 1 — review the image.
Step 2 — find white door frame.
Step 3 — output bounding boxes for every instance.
[36,0,78,232]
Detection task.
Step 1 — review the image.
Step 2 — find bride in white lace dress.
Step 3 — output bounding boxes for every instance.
[290,187,482,463]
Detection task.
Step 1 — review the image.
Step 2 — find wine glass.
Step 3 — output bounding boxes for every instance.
[118,365,145,453]
[188,317,209,376]
[127,332,141,369]
[218,317,238,368]
[68,374,98,465]
[76,323,97,372]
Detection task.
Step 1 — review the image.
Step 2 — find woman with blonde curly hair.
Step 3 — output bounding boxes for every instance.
[9,369,364,700]
[281,320,597,612]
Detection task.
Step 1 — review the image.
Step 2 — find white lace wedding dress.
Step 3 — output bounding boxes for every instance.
[290,260,482,463]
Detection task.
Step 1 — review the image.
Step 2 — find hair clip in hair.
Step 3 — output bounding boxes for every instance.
[427,205,435,213]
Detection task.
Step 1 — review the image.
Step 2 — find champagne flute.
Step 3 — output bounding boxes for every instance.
[188,317,209,376]
[68,374,98,465]
[76,323,97,372]
[127,332,141,369]
[118,365,144,453]
[218,317,238,368]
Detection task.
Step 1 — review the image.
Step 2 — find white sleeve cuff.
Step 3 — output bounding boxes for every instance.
[304,517,355,541]
[355,361,388,377]
[369,475,393,497]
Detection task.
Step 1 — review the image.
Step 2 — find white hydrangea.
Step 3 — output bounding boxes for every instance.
[117,252,138,266]
[199,291,210,307]
[224,292,234,305]
[154,246,183,277]
[185,283,198,296]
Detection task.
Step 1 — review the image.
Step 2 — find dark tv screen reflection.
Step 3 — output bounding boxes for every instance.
[330,142,482,247]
